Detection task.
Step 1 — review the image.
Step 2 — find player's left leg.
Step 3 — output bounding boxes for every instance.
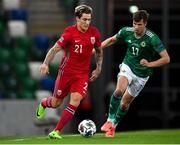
[48,92,83,139]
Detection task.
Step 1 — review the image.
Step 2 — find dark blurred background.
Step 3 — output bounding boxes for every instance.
[0,0,179,136]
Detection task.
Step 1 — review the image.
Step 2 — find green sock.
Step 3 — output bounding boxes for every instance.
[113,105,129,126]
[108,92,121,122]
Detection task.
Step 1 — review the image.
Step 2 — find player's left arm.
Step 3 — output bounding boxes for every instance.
[140,49,170,67]
[89,46,103,82]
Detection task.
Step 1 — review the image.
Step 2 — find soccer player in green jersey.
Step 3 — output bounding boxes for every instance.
[100,10,170,137]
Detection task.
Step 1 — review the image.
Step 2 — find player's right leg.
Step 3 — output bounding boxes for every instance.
[101,75,128,132]
[101,92,121,132]
[101,120,116,137]
[101,120,113,132]
[105,126,116,137]
[105,90,134,137]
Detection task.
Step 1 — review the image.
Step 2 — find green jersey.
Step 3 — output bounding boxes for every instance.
[116,27,165,77]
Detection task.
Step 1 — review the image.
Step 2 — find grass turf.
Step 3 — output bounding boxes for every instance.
[0,129,180,144]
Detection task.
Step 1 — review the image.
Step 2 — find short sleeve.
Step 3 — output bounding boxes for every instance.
[56,28,71,48]
[151,35,165,53]
[116,27,126,40]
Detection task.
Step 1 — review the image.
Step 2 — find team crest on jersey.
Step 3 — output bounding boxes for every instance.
[141,41,146,47]
[57,90,62,96]
[90,37,95,44]
[121,69,126,73]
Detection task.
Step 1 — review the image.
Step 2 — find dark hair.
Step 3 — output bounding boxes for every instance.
[74,5,92,18]
[133,10,149,23]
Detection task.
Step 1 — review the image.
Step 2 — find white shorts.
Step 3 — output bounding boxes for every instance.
[118,63,149,97]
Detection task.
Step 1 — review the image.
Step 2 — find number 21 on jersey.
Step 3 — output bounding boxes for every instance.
[75,44,83,53]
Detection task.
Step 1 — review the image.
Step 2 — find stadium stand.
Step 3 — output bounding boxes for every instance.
[0,0,67,101]
[2,0,20,10]
[0,0,73,102]
[8,20,27,38]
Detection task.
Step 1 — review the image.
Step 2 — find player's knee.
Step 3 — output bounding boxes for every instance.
[115,89,124,96]
[71,96,82,103]
[70,94,83,107]
[120,102,129,110]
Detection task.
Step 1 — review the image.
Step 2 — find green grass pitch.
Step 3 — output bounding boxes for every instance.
[0,129,180,144]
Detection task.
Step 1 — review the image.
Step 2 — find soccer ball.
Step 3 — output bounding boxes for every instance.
[78,119,96,137]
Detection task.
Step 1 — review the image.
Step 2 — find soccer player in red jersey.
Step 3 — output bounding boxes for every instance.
[36,5,103,139]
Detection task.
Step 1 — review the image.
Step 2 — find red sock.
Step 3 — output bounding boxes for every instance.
[55,104,77,131]
[41,96,53,108]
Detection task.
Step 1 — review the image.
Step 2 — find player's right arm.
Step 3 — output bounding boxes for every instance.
[39,43,62,75]
[92,35,117,54]
[100,27,126,50]
[101,35,117,49]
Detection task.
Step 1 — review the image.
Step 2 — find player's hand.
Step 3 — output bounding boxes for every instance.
[92,49,95,54]
[39,63,49,75]
[140,59,149,67]
[89,69,101,82]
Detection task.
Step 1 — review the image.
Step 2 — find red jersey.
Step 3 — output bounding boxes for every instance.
[56,25,101,75]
